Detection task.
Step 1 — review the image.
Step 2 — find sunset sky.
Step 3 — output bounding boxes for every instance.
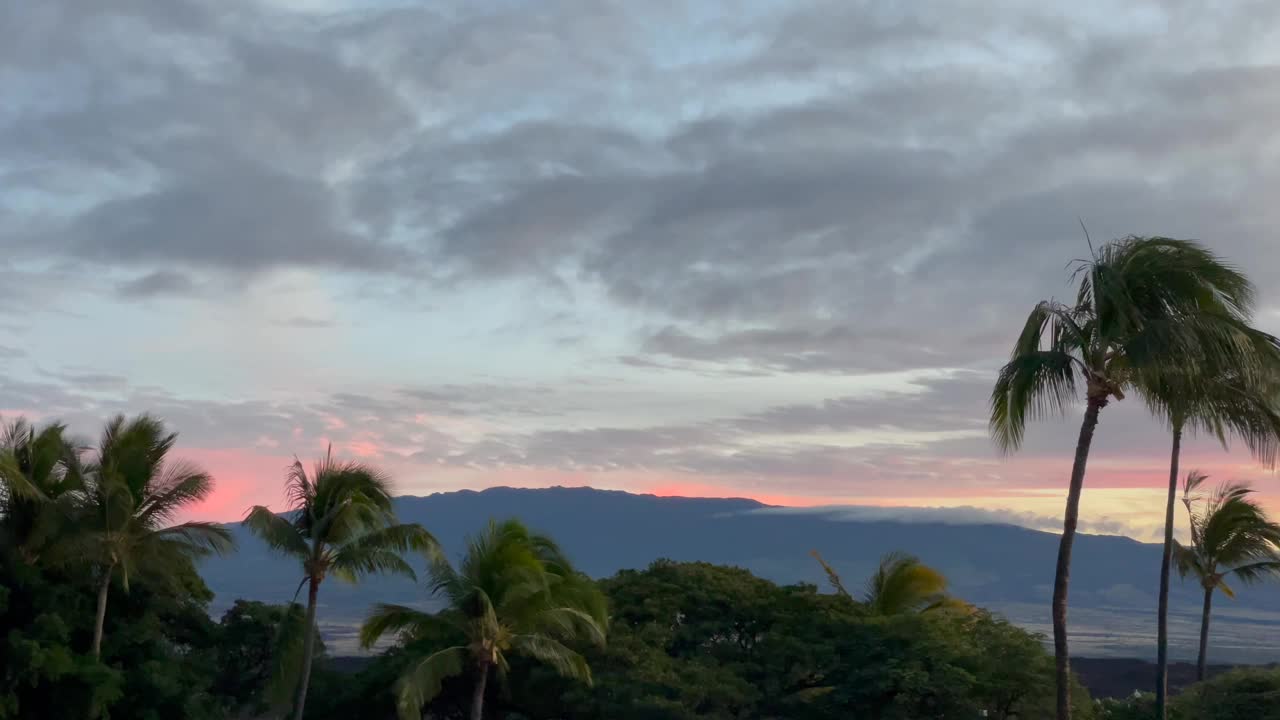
[5,0,1280,541]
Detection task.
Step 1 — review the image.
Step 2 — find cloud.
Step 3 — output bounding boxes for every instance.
[6,0,1280,536]
[117,270,196,298]
[753,504,1135,538]
[274,315,336,328]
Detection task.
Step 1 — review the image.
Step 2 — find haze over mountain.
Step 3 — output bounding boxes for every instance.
[200,486,1280,661]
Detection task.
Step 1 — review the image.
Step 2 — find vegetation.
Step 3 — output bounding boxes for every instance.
[320,560,1089,720]
[0,415,240,719]
[1138,264,1280,719]
[360,519,607,720]
[81,415,236,659]
[1173,474,1280,680]
[812,549,967,615]
[243,449,439,720]
[1100,669,1280,720]
[989,236,1277,720]
[0,418,81,563]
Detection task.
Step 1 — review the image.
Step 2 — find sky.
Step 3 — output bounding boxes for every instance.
[5,0,1280,542]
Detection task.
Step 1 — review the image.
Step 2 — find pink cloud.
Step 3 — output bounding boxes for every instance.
[175,447,297,521]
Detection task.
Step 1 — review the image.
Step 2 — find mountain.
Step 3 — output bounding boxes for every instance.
[198,486,1280,661]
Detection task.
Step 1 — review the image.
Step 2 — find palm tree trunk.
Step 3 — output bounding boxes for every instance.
[1155,424,1182,720]
[1197,586,1213,682]
[292,578,320,720]
[1053,397,1104,720]
[471,661,490,720]
[91,563,113,660]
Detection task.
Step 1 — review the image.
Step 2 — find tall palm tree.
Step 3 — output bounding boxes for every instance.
[243,449,439,720]
[990,236,1263,720]
[0,417,83,563]
[1146,368,1280,717]
[811,550,963,615]
[82,414,235,660]
[360,519,607,720]
[1174,473,1280,681]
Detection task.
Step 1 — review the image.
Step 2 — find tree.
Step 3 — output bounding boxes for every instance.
[1172,668,1280,720]
[359,519,607,720]
[1145,365,1280,719]
[212,600,324,718]
[0,418,83,563]
[989,236,1263,720]
[968,612,1053,720]
[0,530,234,720]
[80,414,234,661]
[1174,473,1280,681]
[811,550,965,616]
[243,449,437,720]
[862,552,966,616]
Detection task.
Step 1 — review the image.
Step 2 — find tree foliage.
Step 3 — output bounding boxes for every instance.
[318,560,1091,720]
[360,518,607,720]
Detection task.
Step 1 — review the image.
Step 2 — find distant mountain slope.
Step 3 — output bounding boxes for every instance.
[198,486,1280,662]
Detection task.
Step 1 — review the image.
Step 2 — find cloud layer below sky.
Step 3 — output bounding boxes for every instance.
[5,0,1280,539]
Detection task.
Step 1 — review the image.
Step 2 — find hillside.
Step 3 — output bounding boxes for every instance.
[199,486,1280,661]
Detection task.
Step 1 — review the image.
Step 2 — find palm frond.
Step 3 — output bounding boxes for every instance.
[511,634,592,684]
[335,522,440,563]
[284,457,315,524]
[1228,558,1280,585]
[243,506,310,559]
[990,350,1079,453]
[1217,578,1236,598]
[153,521,236,556]
[863,552,952,616]
[359,603,440,648]
[538,606,607,647]
[331,548,417,583]
[135,463,215,528]
[1171,539,1206,580]
[394,646,467,720]
[0,450,45,502]
[810,549,852,599]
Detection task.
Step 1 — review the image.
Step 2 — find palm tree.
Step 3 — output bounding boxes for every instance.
[863,551,965,615]
[990,236,1264,720]
[360,519,607,720]
[243,449,439,720]
[1146,367,1280,717]
[1174,473,1280,681]
[82,414,235,660]
[812,550,962,615]
[0,417,83,563]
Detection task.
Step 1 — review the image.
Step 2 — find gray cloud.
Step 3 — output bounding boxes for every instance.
[10,1,1280,357]
[273,316,337,329]
[117,270,196,298]
[6,0,1280,518]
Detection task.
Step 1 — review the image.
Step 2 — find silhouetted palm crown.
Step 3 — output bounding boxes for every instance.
[1175,474,1280,595]
[0,418,83,561]
[991,237,1273,449]
[85,415,234,591]
[361,519,607,720]
[243,451,435,590]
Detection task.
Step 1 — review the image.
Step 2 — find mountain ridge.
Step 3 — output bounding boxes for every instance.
[198,485,1280,662]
